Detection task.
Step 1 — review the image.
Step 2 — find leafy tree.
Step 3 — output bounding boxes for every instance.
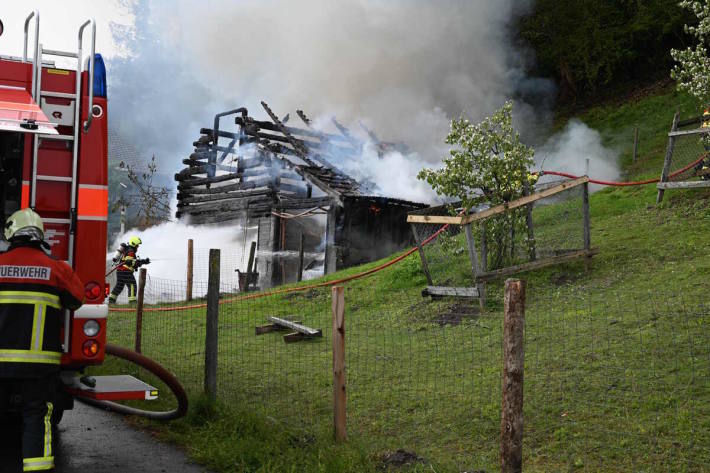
[418,101,535,269]
[671,0,710,104]
[519,1,692,103]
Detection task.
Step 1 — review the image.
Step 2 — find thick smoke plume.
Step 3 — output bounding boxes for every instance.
[109,0,617,205]
[111,2,535,173]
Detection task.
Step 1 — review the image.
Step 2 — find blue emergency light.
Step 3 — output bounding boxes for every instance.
[93,53,107,98]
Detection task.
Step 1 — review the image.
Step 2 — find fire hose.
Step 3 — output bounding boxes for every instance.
[76,343,188,421]
[539,152,708,186]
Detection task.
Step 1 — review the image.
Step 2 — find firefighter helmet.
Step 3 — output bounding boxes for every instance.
[4,208,44,241]
[128,236,142,247]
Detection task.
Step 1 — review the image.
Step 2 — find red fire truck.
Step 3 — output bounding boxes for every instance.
[0,11,167,423]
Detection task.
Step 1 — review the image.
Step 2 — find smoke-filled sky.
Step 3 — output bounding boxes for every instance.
[2,1,619,203]
[108,0,545,164]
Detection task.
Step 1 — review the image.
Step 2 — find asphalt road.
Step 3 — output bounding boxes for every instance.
[0,403,207,473]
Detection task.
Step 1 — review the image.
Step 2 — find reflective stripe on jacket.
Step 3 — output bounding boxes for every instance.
[0,242,84,377]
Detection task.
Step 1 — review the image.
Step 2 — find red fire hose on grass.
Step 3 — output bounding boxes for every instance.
[540,153,708,186]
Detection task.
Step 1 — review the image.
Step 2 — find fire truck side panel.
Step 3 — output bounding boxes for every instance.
[77,71,109,305]
[40,66,77,94]
[3,60,109,367]
[0,59,32,89]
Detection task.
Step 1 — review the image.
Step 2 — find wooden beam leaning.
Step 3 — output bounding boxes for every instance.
[410,224,434,285]
[407,176,590,225]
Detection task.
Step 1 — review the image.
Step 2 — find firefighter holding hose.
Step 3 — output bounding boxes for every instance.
[108,236,150,305]
[0,209,84,472]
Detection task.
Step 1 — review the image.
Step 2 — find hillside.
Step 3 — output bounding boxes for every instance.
[95,85,710,472]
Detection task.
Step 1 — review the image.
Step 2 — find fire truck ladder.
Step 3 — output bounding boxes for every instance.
[25,14,96,267]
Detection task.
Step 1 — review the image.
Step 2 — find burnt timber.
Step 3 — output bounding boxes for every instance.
[175,102,426,286]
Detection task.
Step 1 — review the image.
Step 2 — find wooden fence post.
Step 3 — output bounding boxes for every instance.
[582,182,591,251]
[657,112,680,204]
[332,286,347,442]
[245,241,257,292]
[135,268,147,353]
[297,233,305,282]
[204,249,220,401]
[501,279,526,473]
[186,239,193,301]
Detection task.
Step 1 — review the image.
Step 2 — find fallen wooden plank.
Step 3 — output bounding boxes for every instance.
[656,180,710,189]
[422,286,480,298]
[407,176,589,225]
[283,331,322,343]
[255,321,302,335]
[475,248,598,282]
[267,316,322,337]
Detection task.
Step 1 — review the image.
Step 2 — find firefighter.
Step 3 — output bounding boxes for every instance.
[108,236,149,304]
[0,208,84,472]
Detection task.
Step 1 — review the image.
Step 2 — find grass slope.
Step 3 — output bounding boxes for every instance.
[94,86,710,472]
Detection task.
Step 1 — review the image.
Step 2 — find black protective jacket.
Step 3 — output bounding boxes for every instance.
[0,241,84,378]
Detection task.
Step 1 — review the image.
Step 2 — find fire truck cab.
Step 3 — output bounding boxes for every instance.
[0,11,123,420]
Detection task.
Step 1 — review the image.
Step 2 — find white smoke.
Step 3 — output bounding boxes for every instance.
[536,120,620,187]
[336,142,442,202]
[106,216,255,303]
[108,1,541,184]
[107,1,619,209]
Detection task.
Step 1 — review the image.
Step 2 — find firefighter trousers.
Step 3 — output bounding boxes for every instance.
[0,377,56,471]
[110,270,137,303]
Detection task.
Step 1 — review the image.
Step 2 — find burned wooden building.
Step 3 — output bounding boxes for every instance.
[175,102,426,287]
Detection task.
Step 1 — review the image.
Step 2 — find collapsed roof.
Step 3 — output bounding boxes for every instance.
[175,101,420,224]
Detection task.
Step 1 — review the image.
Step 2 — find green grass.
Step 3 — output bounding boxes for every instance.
[91,86,710,472]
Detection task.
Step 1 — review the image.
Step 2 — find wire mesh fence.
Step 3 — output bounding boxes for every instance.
[523,287,710,471]
[664,118,710,184]
[101,268,710,471]
[408,178,590,297]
